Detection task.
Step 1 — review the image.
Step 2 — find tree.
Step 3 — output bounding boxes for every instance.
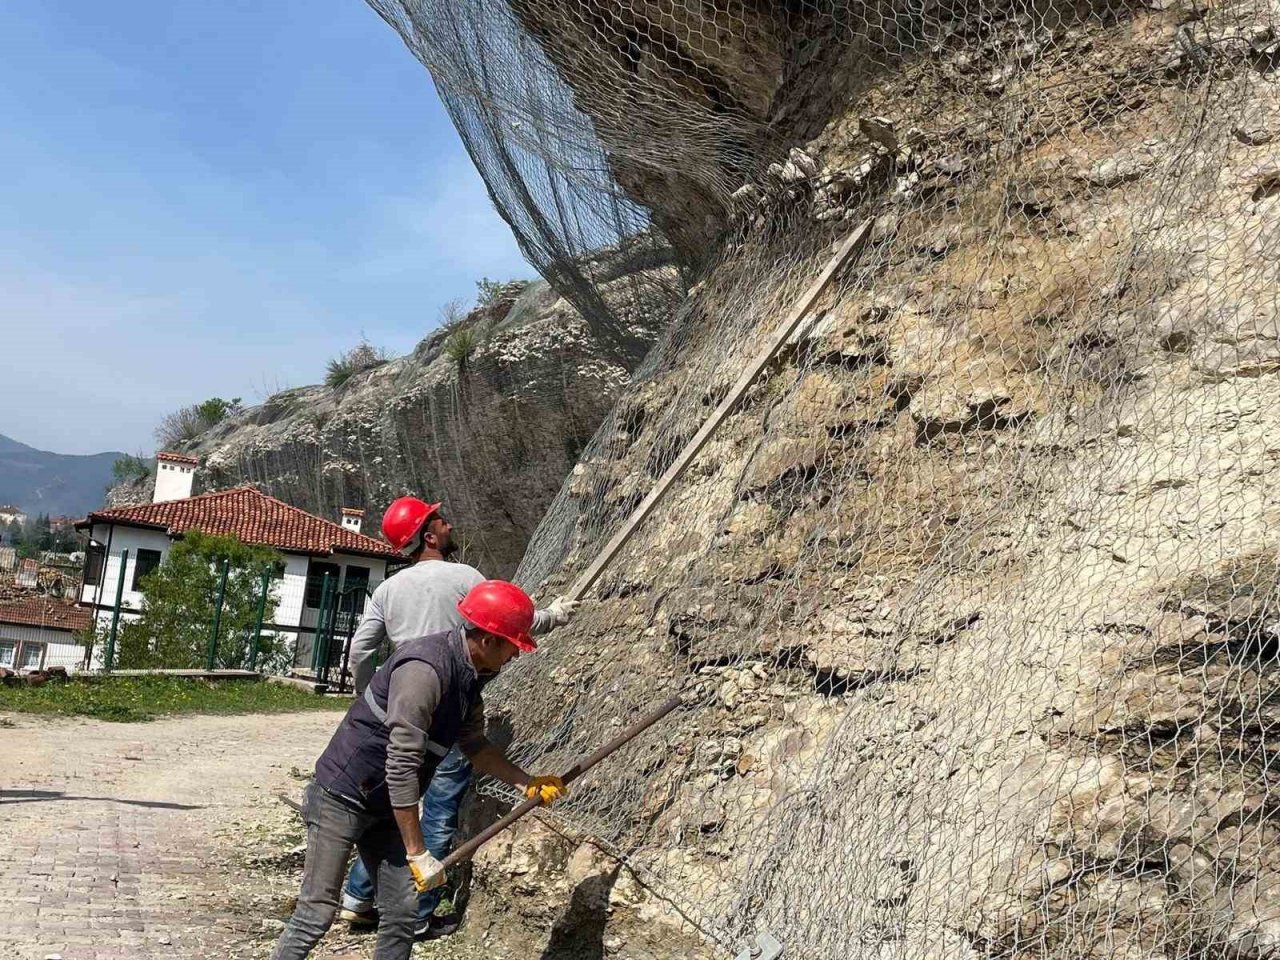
[111,453,151,485]
[475,277,505,306]
[195,397,241,426]
[4,518,20,546]
[438,297,470,331]
[27,514,53,551]
[48,519,82,553]
[474,277,528,308]
[155,397,243,447]
[115,530,284,671]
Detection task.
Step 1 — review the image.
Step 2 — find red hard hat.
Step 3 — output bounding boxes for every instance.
[381,496,441,554]
[457,580,537,653]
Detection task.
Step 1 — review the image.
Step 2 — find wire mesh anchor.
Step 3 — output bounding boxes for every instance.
[735,931,783,960]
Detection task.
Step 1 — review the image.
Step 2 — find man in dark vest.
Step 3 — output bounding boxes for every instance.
[270,579,566,960]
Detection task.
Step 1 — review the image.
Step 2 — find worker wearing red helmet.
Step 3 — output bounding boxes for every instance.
[271,579,565,960]
[348,495,578,693]
[339,495,577,940]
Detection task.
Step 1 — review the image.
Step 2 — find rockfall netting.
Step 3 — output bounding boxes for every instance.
[374,1,1280,958]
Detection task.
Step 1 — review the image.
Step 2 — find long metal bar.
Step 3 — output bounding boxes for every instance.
[567,221,874,601]
[440,694,683,870]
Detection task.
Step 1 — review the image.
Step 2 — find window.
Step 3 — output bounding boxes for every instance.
[18,642,44,671]
[84,543,106,587]
[0,641,14,668]
[304,561,341,609]
[132,549,163,590]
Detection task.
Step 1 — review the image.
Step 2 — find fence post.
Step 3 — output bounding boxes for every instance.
[249,566,270,671]
[311,571,333,676]
[337,586,363,694]
[103,549,129,673]
[206,557,230,671]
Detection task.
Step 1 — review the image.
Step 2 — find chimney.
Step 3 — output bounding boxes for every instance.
[154,452,198,503]
[340,507,365,534]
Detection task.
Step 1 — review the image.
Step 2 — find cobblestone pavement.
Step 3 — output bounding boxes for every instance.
[0,710,341,960]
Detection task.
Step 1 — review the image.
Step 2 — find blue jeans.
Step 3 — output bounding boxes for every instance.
[341,746,472,924]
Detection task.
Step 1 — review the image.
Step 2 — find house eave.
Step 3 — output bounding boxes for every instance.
[78,516,398,563]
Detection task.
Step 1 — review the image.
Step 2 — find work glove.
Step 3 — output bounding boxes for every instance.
[547,596,580,627]
[525,775,568,806]
[407,850,446,893]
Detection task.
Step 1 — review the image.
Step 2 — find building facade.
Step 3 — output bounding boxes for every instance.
[77,455,400,674]
[0,596,92,672]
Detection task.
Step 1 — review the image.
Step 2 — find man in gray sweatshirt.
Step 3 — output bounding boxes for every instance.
[271,579,565,960]
[339,496,577,937]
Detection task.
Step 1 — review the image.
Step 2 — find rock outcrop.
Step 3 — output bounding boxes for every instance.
[110,255,675,578]
[429,0,1280,957]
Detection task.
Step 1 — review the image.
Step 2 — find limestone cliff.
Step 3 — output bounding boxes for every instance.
[420,1,1280,958]
[111,256,674,579]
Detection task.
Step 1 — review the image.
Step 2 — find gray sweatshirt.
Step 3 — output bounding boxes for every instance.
[349,559,552,693]
[384,655,489,807]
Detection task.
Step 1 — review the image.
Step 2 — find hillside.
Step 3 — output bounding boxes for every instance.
[0,434,122,518]
[115,254,679,578]
[367,1,1280,959]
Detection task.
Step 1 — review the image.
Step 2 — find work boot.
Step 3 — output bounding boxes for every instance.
[413,913,461,942]
[339,905,378,928]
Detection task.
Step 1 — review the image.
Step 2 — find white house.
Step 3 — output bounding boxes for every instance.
[76,454,400,675]
[0,595,92,673]
[0,504,26,527]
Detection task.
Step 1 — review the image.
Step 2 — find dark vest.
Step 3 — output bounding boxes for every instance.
[314,627,479,818]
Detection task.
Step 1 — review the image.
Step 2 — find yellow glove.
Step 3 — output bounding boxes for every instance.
[525,775,568,806]
[407,850,446,893]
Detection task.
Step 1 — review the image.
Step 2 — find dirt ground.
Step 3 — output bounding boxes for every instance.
[0,710,502,960]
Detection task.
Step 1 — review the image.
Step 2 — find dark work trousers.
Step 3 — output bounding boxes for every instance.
[270,782,417,960]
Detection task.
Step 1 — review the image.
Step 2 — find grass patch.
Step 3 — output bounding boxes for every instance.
[0,676,350,723]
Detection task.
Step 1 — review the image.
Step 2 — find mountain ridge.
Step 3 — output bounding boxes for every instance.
[0,433,124,517]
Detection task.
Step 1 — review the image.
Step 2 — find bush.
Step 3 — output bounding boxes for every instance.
[475,277,506,307]
[111,454,151,485]
[325,341,391,388]
[195,397,241,425]
[438,297,471,332]
[155,397,242,447]
[444,327,479,372]
[115,530,284,671]
[475,277,529,308]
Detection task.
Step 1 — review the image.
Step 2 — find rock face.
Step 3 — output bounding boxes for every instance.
[503,0,795,264]
[111,261,674,578]
[427,0,1280,957]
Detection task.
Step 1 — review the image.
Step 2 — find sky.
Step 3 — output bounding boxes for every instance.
[0,0,534,455]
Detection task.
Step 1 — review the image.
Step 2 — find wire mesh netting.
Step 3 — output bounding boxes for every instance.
[178,264,677,581]
[373,0,1280,957]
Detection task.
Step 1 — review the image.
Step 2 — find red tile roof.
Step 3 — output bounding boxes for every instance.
[0,596,92,633]
[156,451,200,465]
[82,487,398,559]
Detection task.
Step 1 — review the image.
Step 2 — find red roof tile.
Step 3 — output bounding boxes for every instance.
[156,451,200,465]
[84,487,398,559]
[0,596,92,633]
